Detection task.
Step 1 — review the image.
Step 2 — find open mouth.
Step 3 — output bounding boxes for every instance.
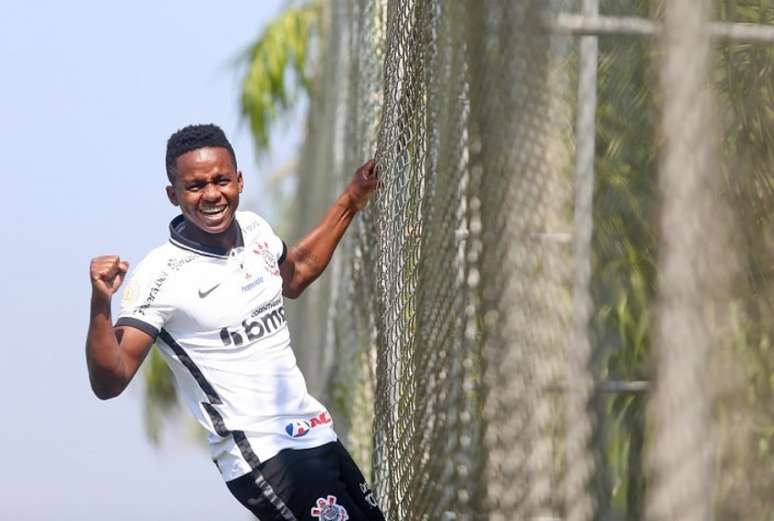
[197,206,230,228]
[199,206,227,217]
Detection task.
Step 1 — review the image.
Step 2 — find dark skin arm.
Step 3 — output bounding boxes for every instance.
[281,160,378,298]
[86,256,154,400]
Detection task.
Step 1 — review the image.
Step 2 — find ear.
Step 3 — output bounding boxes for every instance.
[237,171,244,194]
[166,184,179,206]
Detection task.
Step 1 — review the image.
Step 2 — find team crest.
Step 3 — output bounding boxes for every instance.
[253,241,279,276]
[310,495,348,521]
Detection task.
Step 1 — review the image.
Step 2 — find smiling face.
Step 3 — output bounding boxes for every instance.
[166,146,244,238]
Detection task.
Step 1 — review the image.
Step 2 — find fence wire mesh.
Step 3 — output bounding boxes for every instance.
[282,0,774,519]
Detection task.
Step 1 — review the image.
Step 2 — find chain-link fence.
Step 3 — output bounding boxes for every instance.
[284,1,774,519]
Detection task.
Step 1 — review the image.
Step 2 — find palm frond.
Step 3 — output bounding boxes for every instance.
[240,2,321,154]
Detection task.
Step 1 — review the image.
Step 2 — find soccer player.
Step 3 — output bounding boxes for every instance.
[86,124,385,521]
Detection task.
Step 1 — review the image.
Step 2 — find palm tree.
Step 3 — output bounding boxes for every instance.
[240,1,321,153]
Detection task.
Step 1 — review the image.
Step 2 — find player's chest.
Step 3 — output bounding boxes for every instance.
[173,244,284,330]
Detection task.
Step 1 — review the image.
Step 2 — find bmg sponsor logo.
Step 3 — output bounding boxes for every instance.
[219,305,286,346]
[284,411,332,438]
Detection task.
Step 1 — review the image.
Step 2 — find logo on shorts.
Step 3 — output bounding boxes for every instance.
[284,411,333,438]
[360,482,379,508]
[310,495,348,521]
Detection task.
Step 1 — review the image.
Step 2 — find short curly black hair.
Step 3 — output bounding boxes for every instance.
[165,123,237,182]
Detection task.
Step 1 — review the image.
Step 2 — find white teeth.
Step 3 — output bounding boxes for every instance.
[200,207,225,215]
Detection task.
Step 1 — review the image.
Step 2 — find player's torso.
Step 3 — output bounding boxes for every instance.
[167,235,287,345]
[120,213,336,480]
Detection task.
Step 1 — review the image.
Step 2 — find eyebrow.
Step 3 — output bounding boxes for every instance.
[184,172,232,184]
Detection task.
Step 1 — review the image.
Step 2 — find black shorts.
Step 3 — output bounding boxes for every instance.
[226,440,386,521]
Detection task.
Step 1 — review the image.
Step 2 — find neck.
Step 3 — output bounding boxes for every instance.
[180,218,239,251]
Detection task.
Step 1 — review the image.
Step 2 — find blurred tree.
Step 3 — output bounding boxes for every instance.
[711,1,774,517]
[593,1,774,519]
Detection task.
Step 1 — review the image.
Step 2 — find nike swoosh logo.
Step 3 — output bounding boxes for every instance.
[198,283,221,298]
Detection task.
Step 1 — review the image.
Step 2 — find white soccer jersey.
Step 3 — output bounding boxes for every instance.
[117,211,337,481]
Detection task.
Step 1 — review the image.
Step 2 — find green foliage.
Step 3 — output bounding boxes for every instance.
[143,347,177,444]
[590,1,657,516]
[591,0,774,518]
[716,0,774,292]
[713,2,774,516]
[240,2,320,154]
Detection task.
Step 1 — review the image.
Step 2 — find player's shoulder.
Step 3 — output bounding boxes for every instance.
[131,242,195,278]
[236,210,270,227]
[237,210,275,237]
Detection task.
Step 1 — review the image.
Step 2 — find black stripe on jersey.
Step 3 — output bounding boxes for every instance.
[115,317,159,339]
[158,329,222,405]
[233,431,261,468]
[278,241,288,265]
[201,403,230,437]
[200,400,259,466]
[159,329,296,520]
[201,404,268,478]
[203,406,296,520]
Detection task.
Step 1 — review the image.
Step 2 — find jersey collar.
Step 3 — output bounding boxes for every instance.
[168,214,244,258]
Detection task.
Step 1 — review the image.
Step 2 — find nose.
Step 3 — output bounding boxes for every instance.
[202,182,221,202]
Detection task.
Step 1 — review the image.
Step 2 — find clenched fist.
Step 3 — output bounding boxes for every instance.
[90,256,129,301]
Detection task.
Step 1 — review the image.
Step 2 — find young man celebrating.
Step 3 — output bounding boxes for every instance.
[86,124,385,521]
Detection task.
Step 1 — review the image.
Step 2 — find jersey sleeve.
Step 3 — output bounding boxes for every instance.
[116,255,176,338]
[264,218,288,264]
[274,234,288,265]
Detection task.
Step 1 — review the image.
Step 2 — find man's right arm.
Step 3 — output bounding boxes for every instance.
[86,255,154,400]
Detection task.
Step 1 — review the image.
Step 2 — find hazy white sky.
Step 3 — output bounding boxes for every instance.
[0,1,304,519]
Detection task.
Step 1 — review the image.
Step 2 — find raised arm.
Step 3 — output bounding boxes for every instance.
[86,256,154,400]
[280,160,378,298]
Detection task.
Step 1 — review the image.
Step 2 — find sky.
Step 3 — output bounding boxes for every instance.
[0,1,303,519]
